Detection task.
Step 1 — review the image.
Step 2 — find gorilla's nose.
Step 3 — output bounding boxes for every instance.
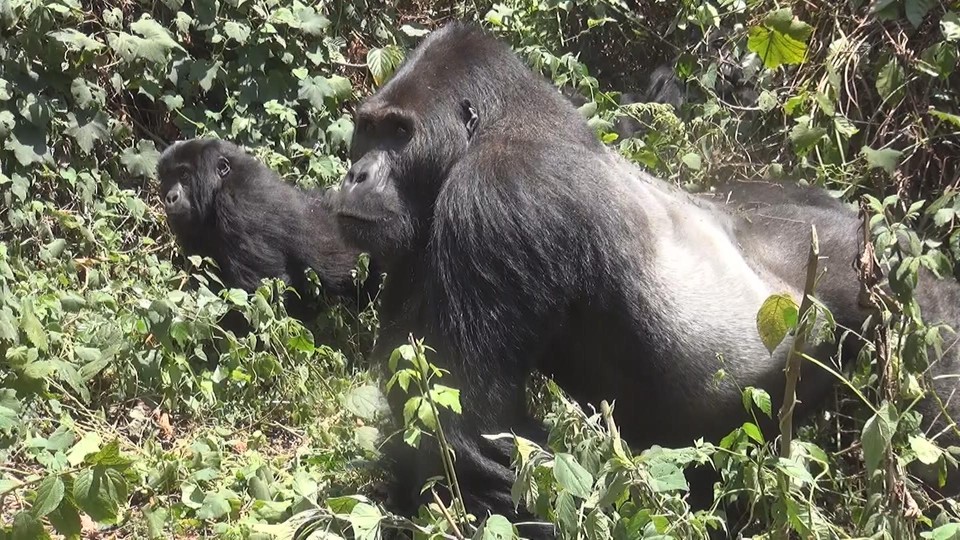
[164,184,185,210]
[343,167,368,187]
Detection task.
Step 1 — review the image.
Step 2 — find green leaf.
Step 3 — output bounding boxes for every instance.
[922,523,960,540]
[742,422,764,444]
[48,498,82,538]
[681,152,701,171]
[10,512,44,540]
[756,293,799,353]
[298,75,352,109]
[942,12,960,41]
[860,145,902,174]
[554,453,594,498]
[429,384,461,414]
[20,303,48,351]
[73,466,129,523]
[477,515,516,539]
[294,4,330,36]
[121,140,161,178]
[222,21,250,44]
[6,125,50,166]
[930,109,960,128]
[746,8,812,69]
[876,57,905,103]
[647,461,688,492]
[130,16,182,54]
[343,385,389,421]
[743,386,773,417]
[49,29,105,51]
[65,112,108,154]
[861,402,898,475]
[757,90,778,112]
[909,434,943,465]
[67,432,103,466]
[0,389,21,434]
[31,475,65,518]
[367,45,405,86]
[777,456,814,485]
[327,116,354,151]
[905,0,934,27]
[349,502,381,540]
[196,492,231,520]
[354,426,380,454]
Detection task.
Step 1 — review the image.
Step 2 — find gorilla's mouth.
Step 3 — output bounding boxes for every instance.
[336,211,377,223]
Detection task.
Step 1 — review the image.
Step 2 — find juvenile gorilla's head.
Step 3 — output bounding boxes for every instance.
[157,139,253,253]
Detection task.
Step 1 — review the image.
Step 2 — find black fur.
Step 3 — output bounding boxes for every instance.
[333,23,960,536]
[157,139,379,312]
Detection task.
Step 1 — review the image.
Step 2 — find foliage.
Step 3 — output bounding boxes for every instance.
[2,0,960,537]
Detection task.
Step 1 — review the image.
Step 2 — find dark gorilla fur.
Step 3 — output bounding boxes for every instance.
[157,139,379,312]
[333,23,960,536]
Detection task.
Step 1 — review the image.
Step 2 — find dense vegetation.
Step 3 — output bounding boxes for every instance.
[1,0,959,538]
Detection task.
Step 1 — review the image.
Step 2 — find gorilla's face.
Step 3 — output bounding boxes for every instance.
[156,139,236,252]
[335,91,477,264]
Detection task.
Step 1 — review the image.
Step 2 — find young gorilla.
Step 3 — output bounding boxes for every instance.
[158,139,379,314]
[332,23,960,535]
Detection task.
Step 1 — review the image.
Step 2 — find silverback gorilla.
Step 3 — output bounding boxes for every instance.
[332,23,960,534]
[158,139,379,312]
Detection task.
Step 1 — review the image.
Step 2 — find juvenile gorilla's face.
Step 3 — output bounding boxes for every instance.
[157,139,237,251]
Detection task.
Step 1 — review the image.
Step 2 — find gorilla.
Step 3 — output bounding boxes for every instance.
[157,139,379,314]
[332,23,959,536]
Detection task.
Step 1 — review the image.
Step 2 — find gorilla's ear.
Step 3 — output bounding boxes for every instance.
[216,156,231,178]
[460,99,479,139]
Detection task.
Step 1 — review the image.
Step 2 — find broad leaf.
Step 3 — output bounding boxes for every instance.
[65,112,108,154]
[756,293,799,353]
[120,140,161,178]
[31,475,65,518]
[747,8,812,69]
[860,145,902,174]
[861,402,898,474]
[554,453,594,498]
[367,45,404,86]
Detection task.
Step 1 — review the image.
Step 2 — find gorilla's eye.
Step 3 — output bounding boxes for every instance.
[216,157,231,178]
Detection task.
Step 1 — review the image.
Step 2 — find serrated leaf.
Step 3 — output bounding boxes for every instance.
[10,512,44,540]
[367,45,404,86]
[223,21,250,43]
[429,384,461,414]
[354,426,380,454]
[756,293,799,353]
[298,75,352,109]
[860,145,902,174]
[130,16,182,53]
[349,502,381,540]
[862,402,898,474]
[742,422,764,444]
[777,456,814,484]
[747,9,811,69]
[121,140,161,178]
[73,466,128,523]
[20,304,48,351]
[294,5,329,36]
[47,498,82,538]
[477,515,517,539]
[6,125,50,166]
[343,385,389,420]
[65,112,108,154]
[554,453,593,498]
[31,476,65,518]
[49,29,105,51]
